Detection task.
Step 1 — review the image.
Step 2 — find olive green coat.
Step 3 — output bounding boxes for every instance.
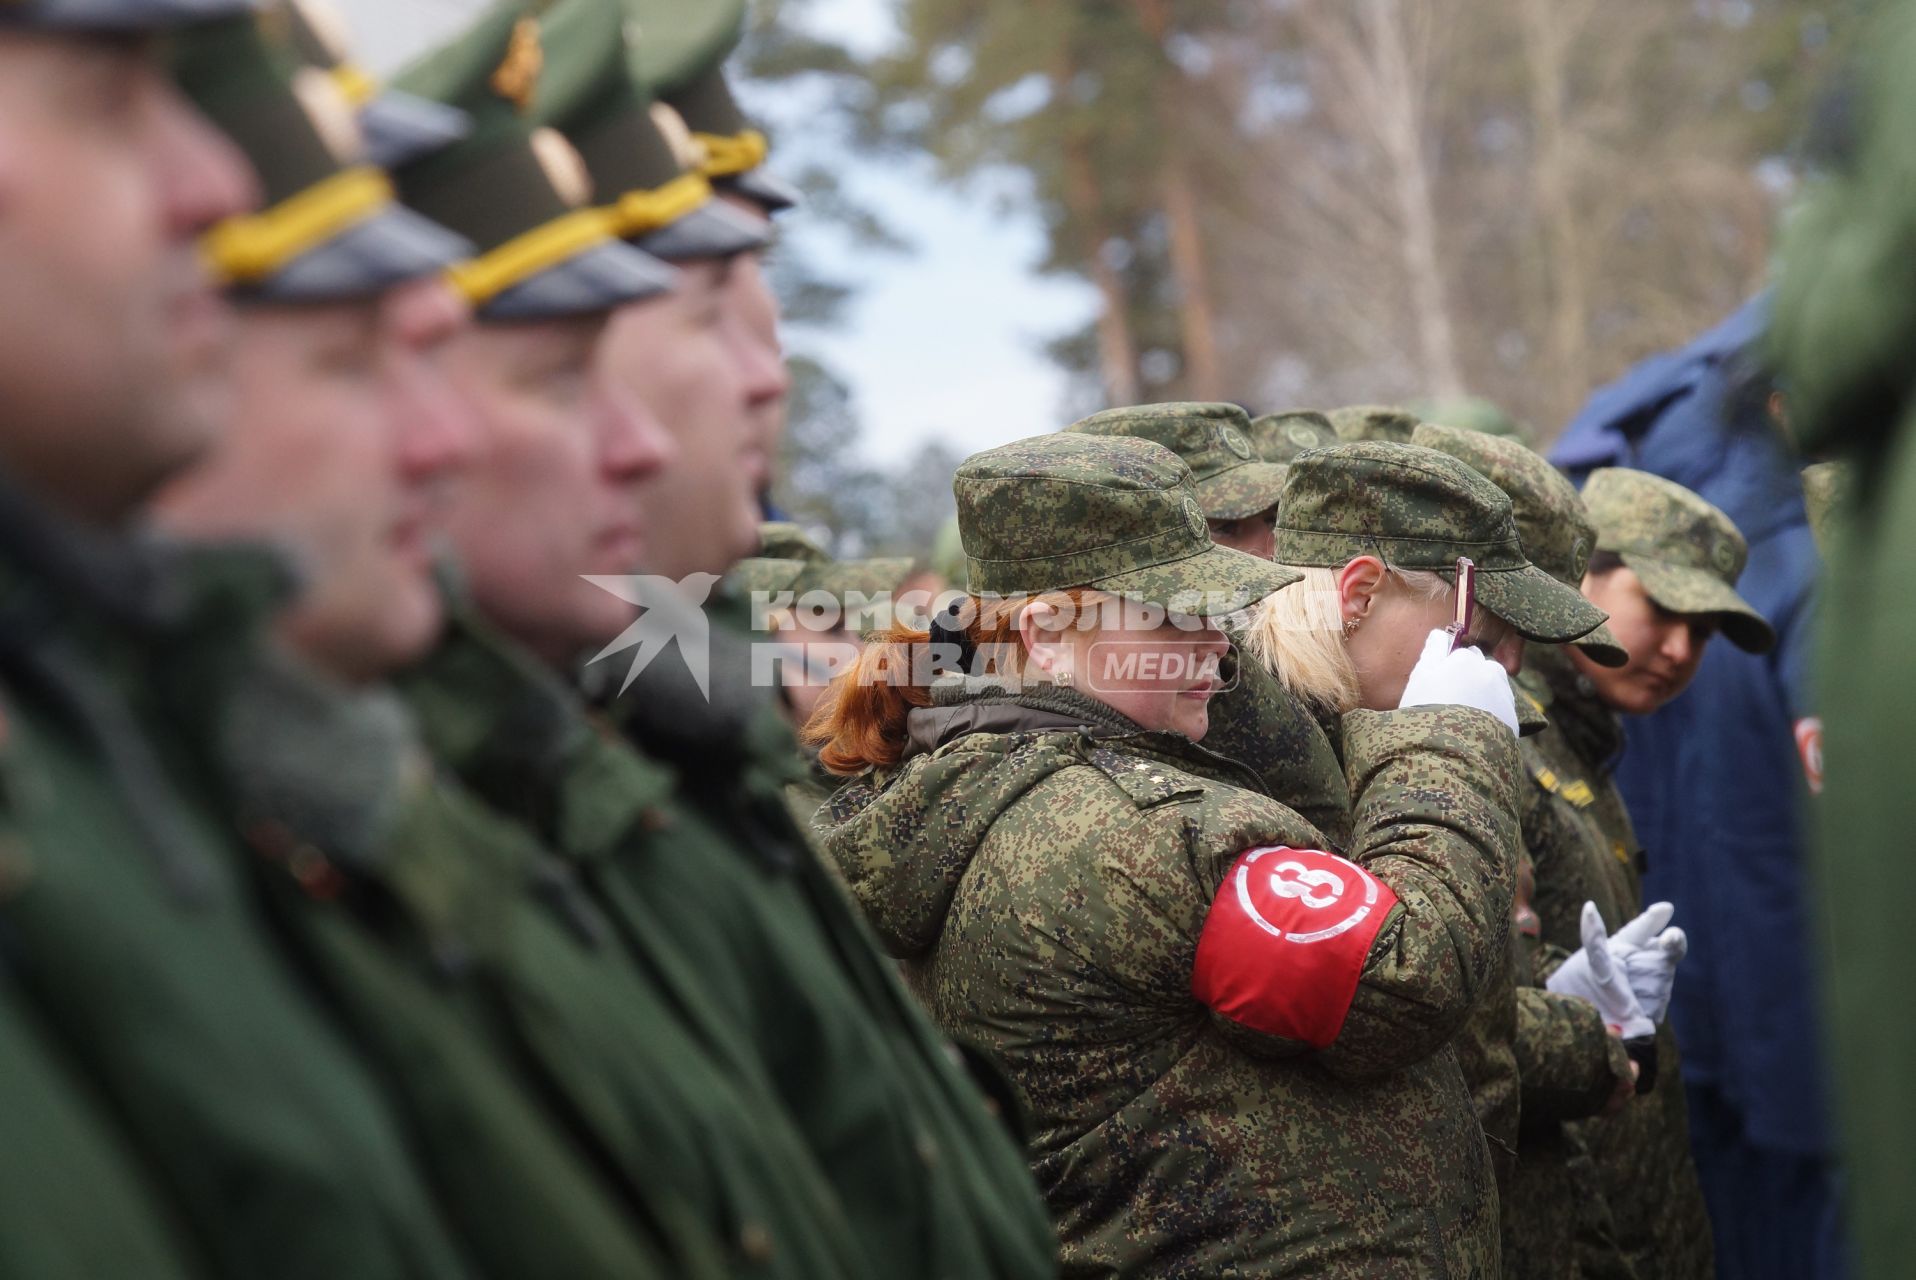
[408,603,1058,1280]
[0,519,471,1280]
[823,683,1519,1278]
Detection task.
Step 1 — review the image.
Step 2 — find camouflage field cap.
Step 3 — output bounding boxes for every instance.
[624,0,801,212]
[1066,403,1287,521]
[1582,467,1775,654]
[176,14,473,303]
[1412,422,1626,667]
[276,0,471,169]
[1329,405,1419,445]
[955,433,1301,614]
[392,1,678,320]
[1409,395,1536,447]
[537,0,767,262]
[1277,441,1610,645]
[1249,410,1337,467]
[732,522,910,601]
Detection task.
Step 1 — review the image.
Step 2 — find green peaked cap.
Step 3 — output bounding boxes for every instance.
[271,0,472,169]
[624,0,799,210]
[954,432,1300,613]
[1412,421,1626,667]
[0,0,249,33]
[1066,402,1288,521]
[392,0,677,319]
[175,13,472,301]
[534,0,766,260]
[1329,404,1420,445]
[1276,441,1610,646]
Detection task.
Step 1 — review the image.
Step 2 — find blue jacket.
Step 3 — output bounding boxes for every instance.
[1552,296,1831,1156]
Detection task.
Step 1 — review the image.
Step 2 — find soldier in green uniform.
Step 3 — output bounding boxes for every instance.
[390,4,1059,1276]
[1412,421,1644,1278]
[1518,465,1776,1280]
[818,430,1607,1275]
[1248,408,1338,484]
[151,13,730,1277]
[0,4,491,1278]
[1770,5,1916,1266]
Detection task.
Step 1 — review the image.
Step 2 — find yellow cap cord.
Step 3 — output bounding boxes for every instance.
[200,166,394,285]
[605,171,712,238]
[443,206,617,307]
[693,129,768,179]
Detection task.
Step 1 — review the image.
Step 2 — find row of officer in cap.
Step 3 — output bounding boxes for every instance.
[0,0,1062,1276]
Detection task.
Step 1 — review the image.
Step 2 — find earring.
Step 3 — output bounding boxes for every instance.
[1343,615,1361,636]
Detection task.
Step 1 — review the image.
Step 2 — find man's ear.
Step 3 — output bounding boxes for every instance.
[1335,556,1387,627]
[1017,600,1073,679]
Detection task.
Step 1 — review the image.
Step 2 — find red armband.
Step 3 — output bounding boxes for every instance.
[1190,846,1398,1048]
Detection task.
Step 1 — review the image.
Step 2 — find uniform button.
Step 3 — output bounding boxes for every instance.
[915,1132,941,1168]
[738,1223,774,1264]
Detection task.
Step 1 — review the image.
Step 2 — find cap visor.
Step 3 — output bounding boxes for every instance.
[1622,555,1777,654]
[1570,620,1630,668]
[635,201,769,263]
[361,91,471,170]
[479,240,679,321]
[243,204,473,304]
[1196,462,1288,521]
[808,558,912,600]
[1090,543,1303,618]
[721,170,803,214]
[1470,561,1612,645]
[4,0,253,31]
[729,557,808,602]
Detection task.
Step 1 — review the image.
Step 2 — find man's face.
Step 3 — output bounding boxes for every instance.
[441,316,673,664]
[605,255,786,580]
[0,32,255,522]
[1573,565,1714,715]
[725,248,788,494]
[153,282,478,681]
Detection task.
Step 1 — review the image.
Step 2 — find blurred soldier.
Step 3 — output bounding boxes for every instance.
[593,0,789,579]
[0,3,490,1278]
[394,3,1059,1276]
[153,14,713,1276]
[1523,466,1777,1279]
[1414,422,1644,1278]
[629,0,799,508]
[1551,297,1840,1280]
[1771,4,1916,1268]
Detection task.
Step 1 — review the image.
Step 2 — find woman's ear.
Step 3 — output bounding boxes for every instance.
[1335,556,1387,628]
[1017,600,1074,682]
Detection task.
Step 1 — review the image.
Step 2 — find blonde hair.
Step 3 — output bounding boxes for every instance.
[1242,563,1448,714]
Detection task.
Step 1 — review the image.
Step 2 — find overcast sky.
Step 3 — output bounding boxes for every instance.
[337,0,1095,470]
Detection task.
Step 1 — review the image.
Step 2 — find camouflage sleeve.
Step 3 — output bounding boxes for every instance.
[1313,705,1521,1079]
[1512,986,1633,1125]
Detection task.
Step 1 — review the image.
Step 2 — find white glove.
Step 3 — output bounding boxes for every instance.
[1545,901,1656,1041]
[1397,629,1519,735]
[1606,901,1688,1024]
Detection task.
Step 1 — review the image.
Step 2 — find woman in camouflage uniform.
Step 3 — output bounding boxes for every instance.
[815,429,1597,1277]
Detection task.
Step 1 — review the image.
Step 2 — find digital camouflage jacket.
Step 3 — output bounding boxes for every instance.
[1517,647,1713,1280]
[823,682,1521,1278]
